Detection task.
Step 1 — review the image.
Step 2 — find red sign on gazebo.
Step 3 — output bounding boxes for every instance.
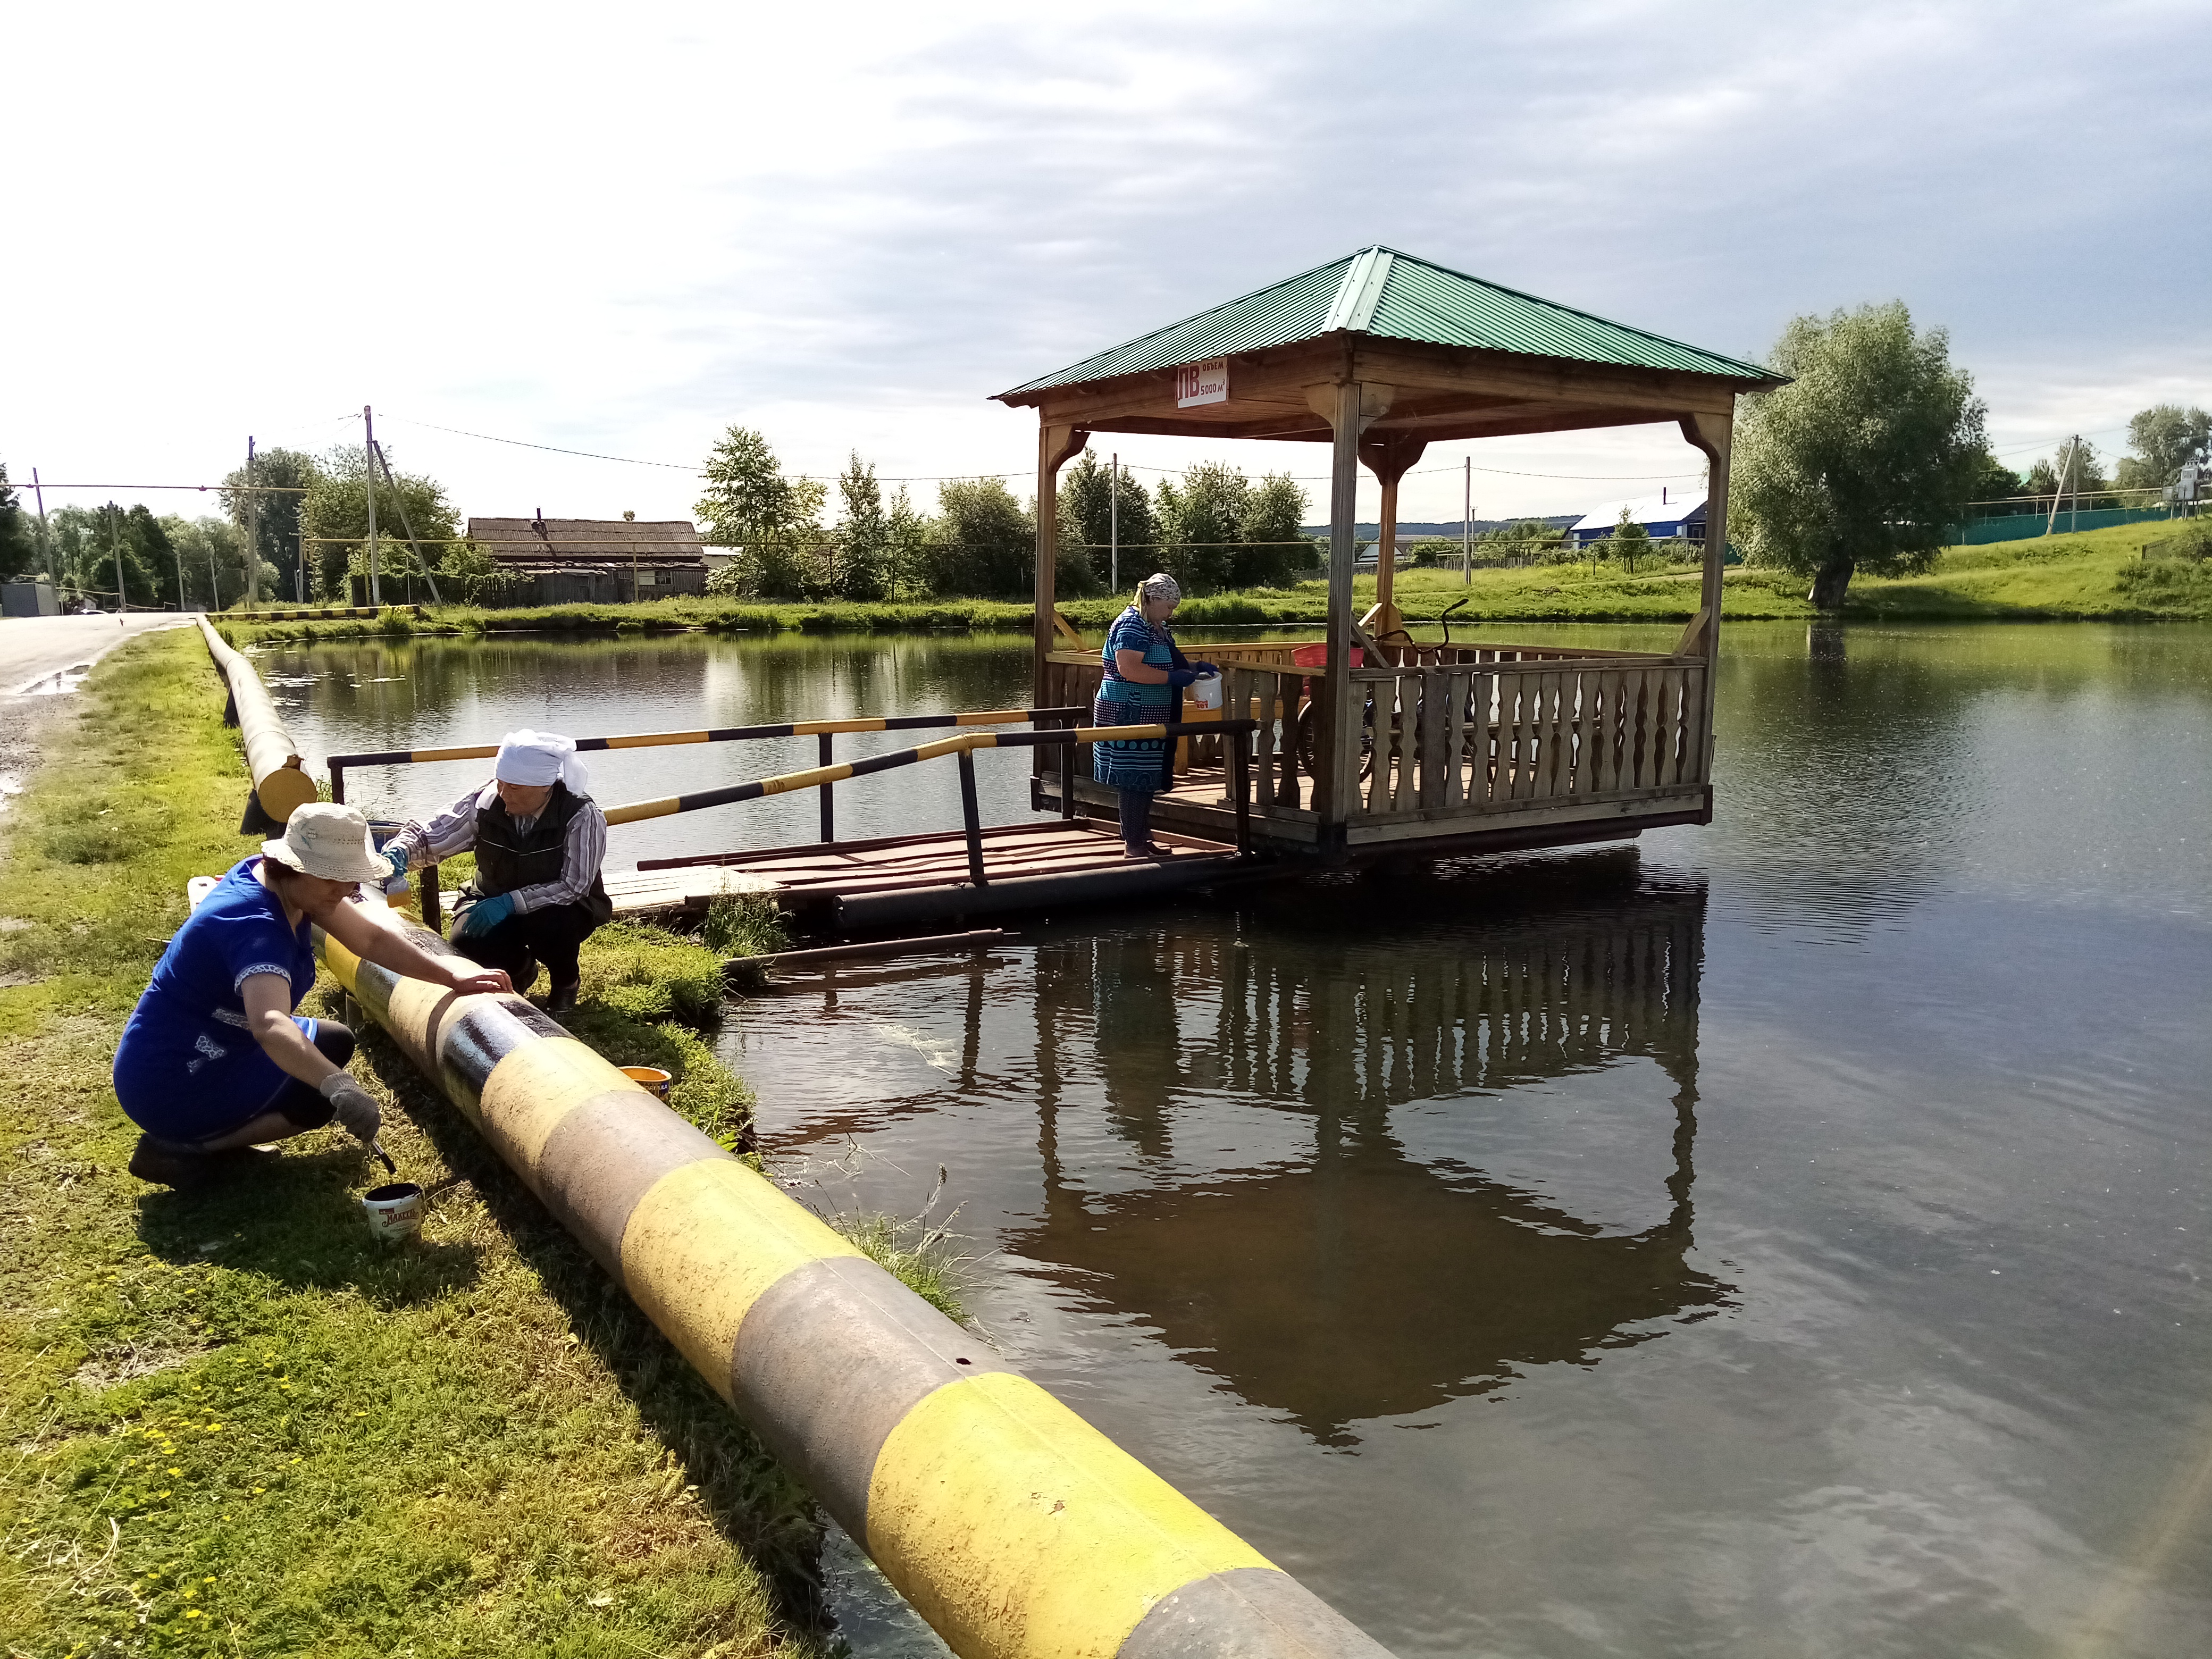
[1174,358,1229,407]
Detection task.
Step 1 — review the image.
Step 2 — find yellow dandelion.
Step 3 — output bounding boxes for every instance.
[182,1588,197,1599]
[157,1490,171,1498]
[169,1468,181,1476]
[203,1576,215,1583]
[185,1609,202,1619]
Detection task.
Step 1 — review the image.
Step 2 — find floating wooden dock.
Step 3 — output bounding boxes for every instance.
[607,820,1245,934]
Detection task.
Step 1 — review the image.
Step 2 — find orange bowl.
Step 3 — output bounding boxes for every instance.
[619,1066,673,1099]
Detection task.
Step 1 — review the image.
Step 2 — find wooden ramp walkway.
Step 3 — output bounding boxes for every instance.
[605,821,1246,935]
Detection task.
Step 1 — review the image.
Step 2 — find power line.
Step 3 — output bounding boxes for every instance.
[4,482,311,493]
[380,415,703,472]
[382,410,1706,485]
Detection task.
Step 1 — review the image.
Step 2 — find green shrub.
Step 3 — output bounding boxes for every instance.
[830,1210,969,1322]
[576,920,726,1023]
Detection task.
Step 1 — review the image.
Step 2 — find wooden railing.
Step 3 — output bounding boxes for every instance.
[1043,646,1709,831]
[1219,658,1707,822]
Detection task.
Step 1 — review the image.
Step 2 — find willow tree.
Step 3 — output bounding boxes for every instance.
[1732,302,1986,609]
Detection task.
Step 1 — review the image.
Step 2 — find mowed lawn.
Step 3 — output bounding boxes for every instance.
[0,631,828,1658]
[217,518,2212,646]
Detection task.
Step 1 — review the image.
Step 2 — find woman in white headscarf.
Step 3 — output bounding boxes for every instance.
[381,729,612,1013]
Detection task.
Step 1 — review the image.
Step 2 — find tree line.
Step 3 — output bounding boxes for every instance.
[1729,301,2206,607]
[691,432,1314,603]
[0,445,496,607]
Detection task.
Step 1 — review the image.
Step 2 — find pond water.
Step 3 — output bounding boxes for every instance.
[261,624,2212,1658]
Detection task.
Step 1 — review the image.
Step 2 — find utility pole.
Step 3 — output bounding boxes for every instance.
[30,468,53,580]
[362,405,382,606]
[1462,456,1472,585]
[2045,437,2077,538]
[108,506,129,616]
[244,436,258,606]
[372,439,443,606]
[1109,450,1119,596]
[174,534,187,611]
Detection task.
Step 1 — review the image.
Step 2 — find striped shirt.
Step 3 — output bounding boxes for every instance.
[392,782,609,915]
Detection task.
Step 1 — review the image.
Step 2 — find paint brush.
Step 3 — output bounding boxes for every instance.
[370,1138,397,1175]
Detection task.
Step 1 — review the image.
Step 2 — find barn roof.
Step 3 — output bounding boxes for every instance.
[997,246,1776,399]
[467,518,706,566]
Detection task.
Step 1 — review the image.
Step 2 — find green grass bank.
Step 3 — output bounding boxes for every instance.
[0,629,933,1656]
[216,521,2212,646]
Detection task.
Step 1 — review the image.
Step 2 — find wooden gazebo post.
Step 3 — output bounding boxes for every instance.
[1033,422,1090,703]
[1678,412,1733,783]
[1308,379,1390,842]
[1360,433,1427,642]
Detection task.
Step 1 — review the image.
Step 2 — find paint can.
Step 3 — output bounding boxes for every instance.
[621,1066,674,1100]
[361,1181,425,1242]
[1189,673,1224,711]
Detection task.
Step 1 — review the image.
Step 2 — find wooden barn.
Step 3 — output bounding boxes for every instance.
[466,515,709,604]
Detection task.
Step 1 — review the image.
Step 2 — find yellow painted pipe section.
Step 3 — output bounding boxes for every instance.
[476,1036,619,1167]
[867,1370,1275,1659]
[196,615,319,824]
[621,1158,867,1397]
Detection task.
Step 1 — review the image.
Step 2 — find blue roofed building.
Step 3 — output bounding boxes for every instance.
[1569,491,1707,548]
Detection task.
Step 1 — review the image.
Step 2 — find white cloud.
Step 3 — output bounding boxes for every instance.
[3,1,2204,529]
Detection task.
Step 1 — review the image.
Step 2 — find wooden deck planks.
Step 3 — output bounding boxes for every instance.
[605,820,1242,925]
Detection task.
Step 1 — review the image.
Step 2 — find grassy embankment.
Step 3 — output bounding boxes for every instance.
[0,629,948,1656]
[216,521,2212,646]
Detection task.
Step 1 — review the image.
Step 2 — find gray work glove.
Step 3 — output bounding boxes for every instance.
[319,1071,383,1143]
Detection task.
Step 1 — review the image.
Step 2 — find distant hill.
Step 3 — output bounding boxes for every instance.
[1296,516,1581,539]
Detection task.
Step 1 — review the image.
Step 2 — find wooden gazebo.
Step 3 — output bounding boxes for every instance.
[997,245,1784,859]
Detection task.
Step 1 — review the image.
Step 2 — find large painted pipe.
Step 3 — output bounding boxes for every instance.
[195,615,318,825]
[320,909,1390,1659]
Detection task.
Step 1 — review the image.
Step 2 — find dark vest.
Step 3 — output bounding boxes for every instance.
[473,782,613,924]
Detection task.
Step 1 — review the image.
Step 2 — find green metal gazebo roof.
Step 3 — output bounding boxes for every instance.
[999,246,1775,398]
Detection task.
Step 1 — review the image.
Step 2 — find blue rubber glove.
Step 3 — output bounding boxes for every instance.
[453,892,515,939]
[1191,661,1220,676]
[1167,667,1204,688]
[381,842,409,881]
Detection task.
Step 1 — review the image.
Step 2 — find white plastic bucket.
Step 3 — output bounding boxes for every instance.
[1188,673,1224,711]
[362,1182,425,1242]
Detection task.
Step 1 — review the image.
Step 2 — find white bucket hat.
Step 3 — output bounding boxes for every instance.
[261,802,389,883]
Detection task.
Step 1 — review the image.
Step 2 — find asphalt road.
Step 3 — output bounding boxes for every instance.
[0,611,192,694]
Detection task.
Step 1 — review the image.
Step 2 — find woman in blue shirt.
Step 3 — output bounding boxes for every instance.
[115,803,510,1188]
[1092,573,1216,856]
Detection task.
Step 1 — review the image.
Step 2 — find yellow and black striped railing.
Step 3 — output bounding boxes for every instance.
[328,706,1088,847]
[315,912,1390,1659]
[603,720,1260,877]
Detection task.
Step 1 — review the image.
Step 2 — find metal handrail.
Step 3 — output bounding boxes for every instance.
[327,703,1087,830]
[604,719,1261,887]
[407,719,1258,934]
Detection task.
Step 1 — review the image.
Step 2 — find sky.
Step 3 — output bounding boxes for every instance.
[5,0,2207,532]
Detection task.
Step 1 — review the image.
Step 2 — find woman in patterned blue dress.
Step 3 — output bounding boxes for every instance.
[1092,573,1217,856]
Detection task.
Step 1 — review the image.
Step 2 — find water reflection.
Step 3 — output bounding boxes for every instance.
[1015,863,1725,1441]
[746,853,1731,1447]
